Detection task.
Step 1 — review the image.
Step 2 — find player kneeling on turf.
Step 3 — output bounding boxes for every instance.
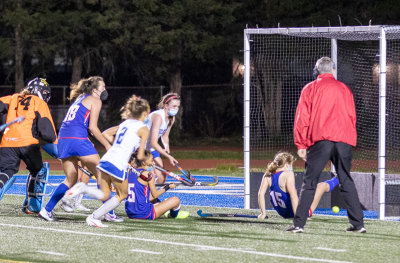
[258,152,337,220]
[125,150,189,220]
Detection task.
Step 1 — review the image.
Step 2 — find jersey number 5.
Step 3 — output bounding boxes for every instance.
[127,183,135,202]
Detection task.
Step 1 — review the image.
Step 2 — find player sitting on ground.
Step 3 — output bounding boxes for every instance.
[258,152,338,219]
[125,149,189,220]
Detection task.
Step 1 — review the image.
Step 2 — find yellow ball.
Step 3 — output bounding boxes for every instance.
[332,206,340,213]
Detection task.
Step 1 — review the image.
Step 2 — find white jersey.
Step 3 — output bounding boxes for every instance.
[146,109,169,152]
[101,119,146,171]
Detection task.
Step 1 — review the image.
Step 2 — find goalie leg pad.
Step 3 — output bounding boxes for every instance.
[0,174,16,201]
[23,162,50,213]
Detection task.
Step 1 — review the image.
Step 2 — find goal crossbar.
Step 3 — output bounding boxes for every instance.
[243,25,400,220]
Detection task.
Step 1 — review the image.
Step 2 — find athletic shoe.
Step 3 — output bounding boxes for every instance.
[174,211,189,219]
[60,198,75,212]
[86,214,108,228]
[65,182,87,199]
[38,208,55,221]
[346,226,366,233]
[104,212,124,222]
[75,203,90,212]
[286,226,304,233]
[161,210,170,218]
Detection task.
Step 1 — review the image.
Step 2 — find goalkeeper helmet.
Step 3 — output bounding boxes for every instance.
[26,77,51,103]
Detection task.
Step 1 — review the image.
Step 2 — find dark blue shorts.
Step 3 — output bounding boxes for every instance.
[58,138,98,159]
[324,176,339,192]
[151,150,161,159]
[126,205,155,220]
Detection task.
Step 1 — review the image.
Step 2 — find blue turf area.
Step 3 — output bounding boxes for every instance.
[8,174,379,219]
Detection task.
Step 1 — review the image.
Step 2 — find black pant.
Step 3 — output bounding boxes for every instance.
[293,140,364,228]
[0,145,43,186]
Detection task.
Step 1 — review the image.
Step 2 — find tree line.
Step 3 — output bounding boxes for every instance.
[0,0,398,95]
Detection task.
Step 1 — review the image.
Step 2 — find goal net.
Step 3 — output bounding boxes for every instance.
[244,26,400,219]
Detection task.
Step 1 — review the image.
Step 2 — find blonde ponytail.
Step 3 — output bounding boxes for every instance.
[264,152,295,177]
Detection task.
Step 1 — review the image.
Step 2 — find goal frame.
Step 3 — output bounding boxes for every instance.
[243,25,397,220]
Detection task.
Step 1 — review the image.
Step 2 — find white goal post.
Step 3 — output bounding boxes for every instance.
[243,25,400,220]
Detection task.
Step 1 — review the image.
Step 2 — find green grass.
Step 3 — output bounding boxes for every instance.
[190,164,244,177]
[0,196,399,263]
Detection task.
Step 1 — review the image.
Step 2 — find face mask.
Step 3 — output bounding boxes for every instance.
[168,108,178,116]
[147,166,154,172]
[143,117,150,125]
[100,90,108,101]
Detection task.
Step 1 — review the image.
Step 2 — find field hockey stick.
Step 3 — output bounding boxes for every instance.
[154,165,194,186]
[155,176,219,187]
[197,209,258,219]
[0,116,25,132]
[175,163,194,182]
[78,165,95,179]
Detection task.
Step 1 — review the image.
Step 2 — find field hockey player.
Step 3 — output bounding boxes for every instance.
[86,95,150,227]
[146,93,181,184]
[125,149,189,220]
[258,152,337,223]
[39,76,109,221]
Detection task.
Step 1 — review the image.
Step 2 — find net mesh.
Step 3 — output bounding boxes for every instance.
[247,26,400,218]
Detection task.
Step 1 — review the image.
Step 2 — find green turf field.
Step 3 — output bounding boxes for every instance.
[0,196,399,263]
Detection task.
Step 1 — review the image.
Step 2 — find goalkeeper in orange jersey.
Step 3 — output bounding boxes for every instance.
[0,77,58,214]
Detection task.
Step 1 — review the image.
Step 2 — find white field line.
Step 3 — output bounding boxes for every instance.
[130,249,162,255]
[0,223,352,263]
[37,251,66,256]
[315,247,346,253]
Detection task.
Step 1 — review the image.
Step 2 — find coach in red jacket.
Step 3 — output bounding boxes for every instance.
[287,57,365,233]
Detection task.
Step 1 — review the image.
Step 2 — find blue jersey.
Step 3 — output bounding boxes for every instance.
[58,94,91,138]
[125,168,155,220]
[269,171,294,218]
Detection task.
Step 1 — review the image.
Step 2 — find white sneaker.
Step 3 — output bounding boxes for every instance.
[86,214,108,228]
[60,198,75,212]
[75,203,90,212]
[65,182,87,199]
[39,208,55,221]
[104,212,124,222]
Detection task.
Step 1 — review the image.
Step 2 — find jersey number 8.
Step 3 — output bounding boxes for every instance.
[64,105,80,122]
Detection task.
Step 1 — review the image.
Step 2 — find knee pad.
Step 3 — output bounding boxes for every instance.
[22,162,49,213]
[0,175,16,201]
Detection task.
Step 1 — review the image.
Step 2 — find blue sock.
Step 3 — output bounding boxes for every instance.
[45,183,69,212]
[107,208,115,215]
[170,205,181,218]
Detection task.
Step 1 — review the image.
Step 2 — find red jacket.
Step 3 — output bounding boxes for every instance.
[293,73,357,149]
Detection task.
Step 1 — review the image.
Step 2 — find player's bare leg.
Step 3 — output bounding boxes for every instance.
[154,156,166,184]
[154,196,180,218]
[79,154,102,186]
[310,182,330,213]
[61,157,79,187]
